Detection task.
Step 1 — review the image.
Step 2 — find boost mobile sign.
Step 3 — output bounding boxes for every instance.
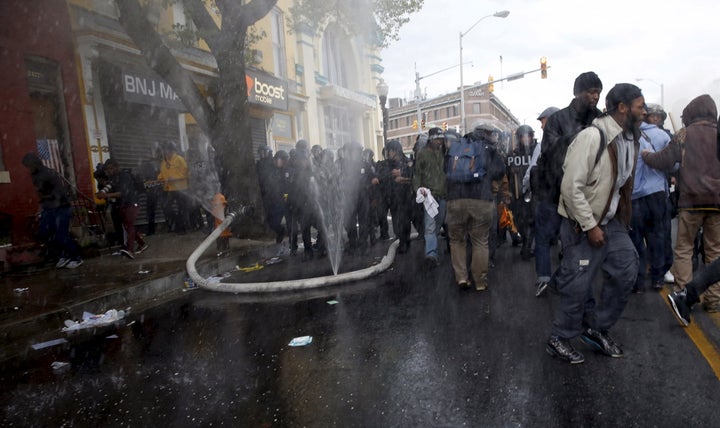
[246,69,288,111]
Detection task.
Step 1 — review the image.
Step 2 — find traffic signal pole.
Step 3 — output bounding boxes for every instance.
[415,62,469,135]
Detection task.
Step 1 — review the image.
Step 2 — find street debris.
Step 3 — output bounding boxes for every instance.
[183,276,198,289]
[205,271,232,285]
[326,300,339,305]
[106,334,119,339]
[13,287,29,294]
[62,309,126,332]
[31,338,69,350]
[51,361,70,372]
[288,336,313,347]
[263,257,283,266]
[237,262,265,273]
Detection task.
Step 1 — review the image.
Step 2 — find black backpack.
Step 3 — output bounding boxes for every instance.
[532,125,606,203]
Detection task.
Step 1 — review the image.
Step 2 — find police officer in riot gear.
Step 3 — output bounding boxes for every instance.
[380,140,414,253]
[508,125,537,260]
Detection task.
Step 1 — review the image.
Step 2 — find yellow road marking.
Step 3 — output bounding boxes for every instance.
[660,288,720,380]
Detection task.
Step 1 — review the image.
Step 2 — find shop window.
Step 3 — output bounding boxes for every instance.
[270,9,287,78]
[272,112,294,143]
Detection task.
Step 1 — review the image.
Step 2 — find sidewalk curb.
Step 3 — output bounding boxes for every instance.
[0,243,270,362]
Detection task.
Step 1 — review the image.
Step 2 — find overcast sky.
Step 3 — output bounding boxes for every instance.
[380,0,720,135]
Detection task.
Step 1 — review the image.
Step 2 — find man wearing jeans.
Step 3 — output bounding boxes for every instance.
[531,72,604,297]
[413,127,447,268]
[97,158,147,259]
[546,83,644,364]
[22,153,83,269]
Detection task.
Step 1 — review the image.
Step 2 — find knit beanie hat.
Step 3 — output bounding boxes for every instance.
[573,71,603,96]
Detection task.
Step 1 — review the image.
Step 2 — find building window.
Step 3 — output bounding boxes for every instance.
[323,105,356,150]
[406,116,410,127]
[473,103,481,114]
[433,110,438,121]
[270,9,287,78]
[322,25,356,89]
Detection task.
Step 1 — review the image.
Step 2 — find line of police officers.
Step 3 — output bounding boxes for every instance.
[255,123,537,264]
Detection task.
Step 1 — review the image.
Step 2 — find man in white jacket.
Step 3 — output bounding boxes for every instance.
[546,83,645,364]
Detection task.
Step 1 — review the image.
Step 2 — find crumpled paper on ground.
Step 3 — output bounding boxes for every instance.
[62,309,126,332]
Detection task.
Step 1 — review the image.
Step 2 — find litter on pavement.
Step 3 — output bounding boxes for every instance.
[288,336,313,347]
[183,276,198,289]
[237,262,265,273]
[51,361,70,371]
[326,300,339,305]
[31,338,69,350]
[13,287,29,294]
[62,309,126,332]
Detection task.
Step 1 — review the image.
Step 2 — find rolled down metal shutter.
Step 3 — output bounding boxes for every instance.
[101,63,180,227]
[251,118,268,161]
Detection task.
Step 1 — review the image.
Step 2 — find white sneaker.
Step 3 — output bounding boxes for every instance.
[664,271,675,283]
[120,249,135,260]
[65,259,83,269]
[56,258,70,268]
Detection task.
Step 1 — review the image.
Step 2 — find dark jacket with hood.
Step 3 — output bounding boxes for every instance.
[533,98,603,204]
[643,94,720,210]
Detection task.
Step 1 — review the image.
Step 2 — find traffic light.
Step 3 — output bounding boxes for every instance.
[421,119,426,129]
[488,75,494,93]
[442,121,448,131]
[540,57,547,79]
[412,120,418,130]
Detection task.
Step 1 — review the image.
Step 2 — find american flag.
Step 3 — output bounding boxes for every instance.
[36,139,64,175]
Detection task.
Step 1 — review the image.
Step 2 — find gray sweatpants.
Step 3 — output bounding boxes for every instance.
[551,218,639,339]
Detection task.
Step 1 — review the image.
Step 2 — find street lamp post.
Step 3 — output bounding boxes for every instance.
[377,78,389,145]
[635,77,664,109]
[459,10,509,134]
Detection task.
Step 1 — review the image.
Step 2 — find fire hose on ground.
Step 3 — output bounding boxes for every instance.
[185,209,401,293]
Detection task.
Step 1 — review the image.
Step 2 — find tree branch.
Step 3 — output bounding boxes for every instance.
[115,0,216,135]
[220,0,278,28]
[182,0,220,50]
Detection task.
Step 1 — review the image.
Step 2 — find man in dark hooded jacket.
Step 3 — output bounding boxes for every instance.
[22,153,83,268]
[532,71,603,297]
[645,95,720,319]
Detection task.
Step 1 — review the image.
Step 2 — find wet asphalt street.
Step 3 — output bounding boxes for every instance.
[2,239,720,427]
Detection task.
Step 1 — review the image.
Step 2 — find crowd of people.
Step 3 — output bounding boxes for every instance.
[253,71,720,365]
[21,70,720,365]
